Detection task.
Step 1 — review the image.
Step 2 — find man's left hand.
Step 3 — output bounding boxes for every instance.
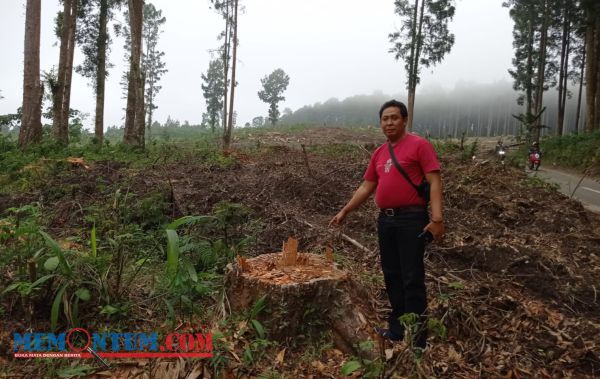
[424,220,445,241]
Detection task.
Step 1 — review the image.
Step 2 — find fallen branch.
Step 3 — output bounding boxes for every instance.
[298,218,375,255]
[340,233,373,255]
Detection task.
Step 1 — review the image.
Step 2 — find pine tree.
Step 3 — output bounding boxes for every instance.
[505,0,558,142]
[142,3,167,140]
[389,0,456,129]
[76,0,124,145]
[211,0,240,150]
[223,0,239,150]
[52,0,79,145]
[257,69,290,125]
[201,59,225,133]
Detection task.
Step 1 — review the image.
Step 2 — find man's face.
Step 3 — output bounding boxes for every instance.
[380,106,407,141]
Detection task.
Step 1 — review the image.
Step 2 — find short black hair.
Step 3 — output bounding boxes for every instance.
[379,99,408,120]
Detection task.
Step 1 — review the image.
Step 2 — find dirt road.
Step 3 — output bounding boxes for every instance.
[532,167,600,213]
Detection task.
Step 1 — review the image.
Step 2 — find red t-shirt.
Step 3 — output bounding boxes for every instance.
[364,133,440,208]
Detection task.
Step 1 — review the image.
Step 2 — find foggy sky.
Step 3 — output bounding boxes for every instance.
[0,0,514,129]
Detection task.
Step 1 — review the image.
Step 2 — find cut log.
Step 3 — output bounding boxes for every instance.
[224,238,378,356]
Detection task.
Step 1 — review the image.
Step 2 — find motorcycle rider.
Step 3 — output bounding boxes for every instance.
[495,140,504,154]
[528,141,541,156]
[495,140,507,166]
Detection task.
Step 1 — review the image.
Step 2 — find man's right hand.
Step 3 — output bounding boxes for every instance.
[329,180,376,227]
[329,209,347,226]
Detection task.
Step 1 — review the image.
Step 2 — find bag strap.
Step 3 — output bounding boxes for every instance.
[387,142,421,193]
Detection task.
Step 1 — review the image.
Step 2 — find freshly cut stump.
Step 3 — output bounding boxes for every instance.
[225,238,376,355]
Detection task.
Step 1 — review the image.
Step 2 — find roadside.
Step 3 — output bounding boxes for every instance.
[529,166,600,213]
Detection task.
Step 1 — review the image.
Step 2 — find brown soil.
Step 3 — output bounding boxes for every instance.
[1,127,599,378]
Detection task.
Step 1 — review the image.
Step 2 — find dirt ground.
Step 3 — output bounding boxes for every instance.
[1,127,599,378]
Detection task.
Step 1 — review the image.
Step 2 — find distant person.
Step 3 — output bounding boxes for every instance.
[495,140,504,154]
[329,99,444,351]
[528,141,541,156]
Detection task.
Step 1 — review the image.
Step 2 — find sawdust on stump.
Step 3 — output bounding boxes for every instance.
[225,238,375,355]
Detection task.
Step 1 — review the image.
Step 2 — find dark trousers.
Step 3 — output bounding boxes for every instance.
[377,210,428,348]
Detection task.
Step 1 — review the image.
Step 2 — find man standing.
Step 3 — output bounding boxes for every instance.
[330,100,444,349]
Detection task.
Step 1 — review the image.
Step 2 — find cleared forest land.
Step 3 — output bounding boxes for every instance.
[1,127,599,378]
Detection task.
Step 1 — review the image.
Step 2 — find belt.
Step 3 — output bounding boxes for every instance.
[380,205,427,217]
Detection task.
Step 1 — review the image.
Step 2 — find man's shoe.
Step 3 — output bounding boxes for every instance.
[374,326,403,342]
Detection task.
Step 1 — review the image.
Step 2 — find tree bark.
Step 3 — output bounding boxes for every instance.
[53,0,77,145]
[144,15,152,141]
[223,0,238,151]
[222,0,231,137]
[557,2,570,136]
[525,14,534,118]
[146,81,154,141]
[584,12,597,132]
[124,0,144,147]
[61,0,78,143]
[95,0,108,145]
[574,38,586,134]
[53,0,71,142]
[225,252,376,357]
[595,16,600,131]
[19,0,42,148]
[135,71,146,147]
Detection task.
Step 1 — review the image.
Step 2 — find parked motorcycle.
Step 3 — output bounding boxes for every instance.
[529,151,541,171]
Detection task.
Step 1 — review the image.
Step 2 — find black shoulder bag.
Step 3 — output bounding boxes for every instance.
[387,143,430,202]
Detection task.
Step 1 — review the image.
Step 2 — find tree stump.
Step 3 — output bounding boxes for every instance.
[224,238,377,355]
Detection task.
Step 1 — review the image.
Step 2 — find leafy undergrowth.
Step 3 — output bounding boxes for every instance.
[0,127,599,378]
[540,129,600,176]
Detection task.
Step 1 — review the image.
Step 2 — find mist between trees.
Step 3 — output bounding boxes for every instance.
[279,81,588,138]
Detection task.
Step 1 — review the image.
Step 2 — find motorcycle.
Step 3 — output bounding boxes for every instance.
[528,152,541,171]
[497,146,507,167]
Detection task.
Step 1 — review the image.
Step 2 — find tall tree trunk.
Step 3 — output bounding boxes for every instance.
[574,38,586,134]
[146,82,154,141]
[406,0,419,130]
[124,0,144,147]
[594,15,600,131]
[584,12,597,132]
[533,0,549,142]
[557,2,570,136]
[526,12,535,118]
[145,32,153,141]
[95,0,108,145]
[222,1,231,135]
[224,0,238,151]
[135,71,146,147]
[407,0,425,130]
[60,0,78,143]
[559,43,570,135]
[53,0,72,142]
[53,0,77,145]
[596,18,600,131]
[19,0,42,148]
